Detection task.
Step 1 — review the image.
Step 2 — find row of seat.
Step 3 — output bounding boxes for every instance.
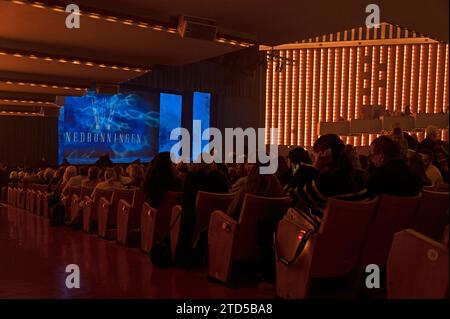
[274,191,449,299]
[6,185,449,298]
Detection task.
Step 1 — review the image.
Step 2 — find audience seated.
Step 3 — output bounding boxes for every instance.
[227,162,284,220]
[142,152,183,208]
[293,134,369,221]
[418,148,445,186]
[91,168,123,202]
[81,167,100,188]
[407,152,432,187]
[62,166,88,196]
[368,136,423,197]
[419,125,449,182]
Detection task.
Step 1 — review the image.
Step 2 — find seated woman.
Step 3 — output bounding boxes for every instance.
[142,152,183,209]
[90,168,123,202]
[294,134,369,222]
[227,162,284,220]
[81,166,100,189]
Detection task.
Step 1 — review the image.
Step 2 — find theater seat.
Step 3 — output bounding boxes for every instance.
[170,191,235,260]
[61,186,81,220]
[98,189,134,239]
[140,191,183,254]
[275,196,378,299]
[387,229,449,299]
[82,189,113,233]
[69,187,94,225]
[208,194,291,285]
[411,190,449,241]
[117,189,145,246]
[443,225,449,246]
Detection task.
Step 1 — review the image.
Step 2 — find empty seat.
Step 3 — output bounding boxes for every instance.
[275,196,379,299]
[82,189,113,233]
[412,190,449,241]
[140,191,183,254]
[208,194,291,284]
[387,229,449,299]
[170,191,235,260]
[98,189,134,239]
[117,189,145,245]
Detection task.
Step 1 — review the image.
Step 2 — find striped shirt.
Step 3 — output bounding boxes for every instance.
[294,168,370,221]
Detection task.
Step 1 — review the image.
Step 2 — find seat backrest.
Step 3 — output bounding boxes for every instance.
[311,196,379,277]
[154,191,184,241]
[67,186,81,200]
[92,189,114,214]
[361,193,421,266]
[80,187,94,199]
[387,229,449,299]
[235,194,291,260]
[130,189,145,228]
[108,189,135,224]
[193,191,235,244]
[412,190,449,241]
[435,183,449,192]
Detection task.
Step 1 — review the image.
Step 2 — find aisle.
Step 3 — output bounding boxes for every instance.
[0,204,273,299]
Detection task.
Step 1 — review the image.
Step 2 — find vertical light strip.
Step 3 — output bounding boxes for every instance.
[326,48,334,122]
[340,48,349,120]
[370,46,378,105]
[434,44,444,113]
[410,45,419,114]
[386,45,394,113]
[285,50,292,145]
[378,45,387,107]
[305,49,312,146]
[443,44,449,113]
[318,48,326,128]
[265,53,272,144]
[311,49,319,145]
[333,48,341,121]
[401,45,411,112]
[418,44,427,113]
[278,50,285,144]
[393,45,402,112]
[426,44,437,114]
[362,46,370,107]
[292,50,299,145]
[355,47,363,146]
[298,50,305,146]
[347,47,356,146]
[272,53,279,142]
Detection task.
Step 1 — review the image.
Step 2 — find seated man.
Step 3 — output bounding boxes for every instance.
[367,136,423,197]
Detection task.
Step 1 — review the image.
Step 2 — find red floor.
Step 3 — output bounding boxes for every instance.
[0,204,274,299]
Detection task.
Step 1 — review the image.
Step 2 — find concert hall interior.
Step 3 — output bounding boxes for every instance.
[0,0,448,300]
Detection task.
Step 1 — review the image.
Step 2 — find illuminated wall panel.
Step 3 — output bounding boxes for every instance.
[265,42,449,147]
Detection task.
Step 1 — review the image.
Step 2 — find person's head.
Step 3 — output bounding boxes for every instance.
[426,125,439,141]
[63,165,77,183]
[104,168,116,182]
[87,166,99,180]
[43,168,54,182]
[418,148,434,168]
[370,136,402,168]
[407,152,429,184]
[392,126,403,136]
[129,164,144,182]
[78,166,89,176]
[9,171,18,180]
[18,171,25,179]
[312,134,347,173]
[344,144,362,170]
[287,147,312,169]
[113,166,124,181]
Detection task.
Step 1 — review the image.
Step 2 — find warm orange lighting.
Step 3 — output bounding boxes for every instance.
[443,44,449,113]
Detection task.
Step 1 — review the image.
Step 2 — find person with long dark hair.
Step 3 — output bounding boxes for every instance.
[142,152,182,208]
[294,134,369,221]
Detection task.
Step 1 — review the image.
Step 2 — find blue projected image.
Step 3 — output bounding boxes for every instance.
[59,90,159,164]
[192,91,211,161]
[159,93,182,153]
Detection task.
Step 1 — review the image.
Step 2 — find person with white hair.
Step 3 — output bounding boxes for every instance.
[419,125,449,182]
[90,167,123,202]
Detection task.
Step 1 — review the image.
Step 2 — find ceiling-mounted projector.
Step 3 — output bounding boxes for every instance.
[177,15,217,41]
